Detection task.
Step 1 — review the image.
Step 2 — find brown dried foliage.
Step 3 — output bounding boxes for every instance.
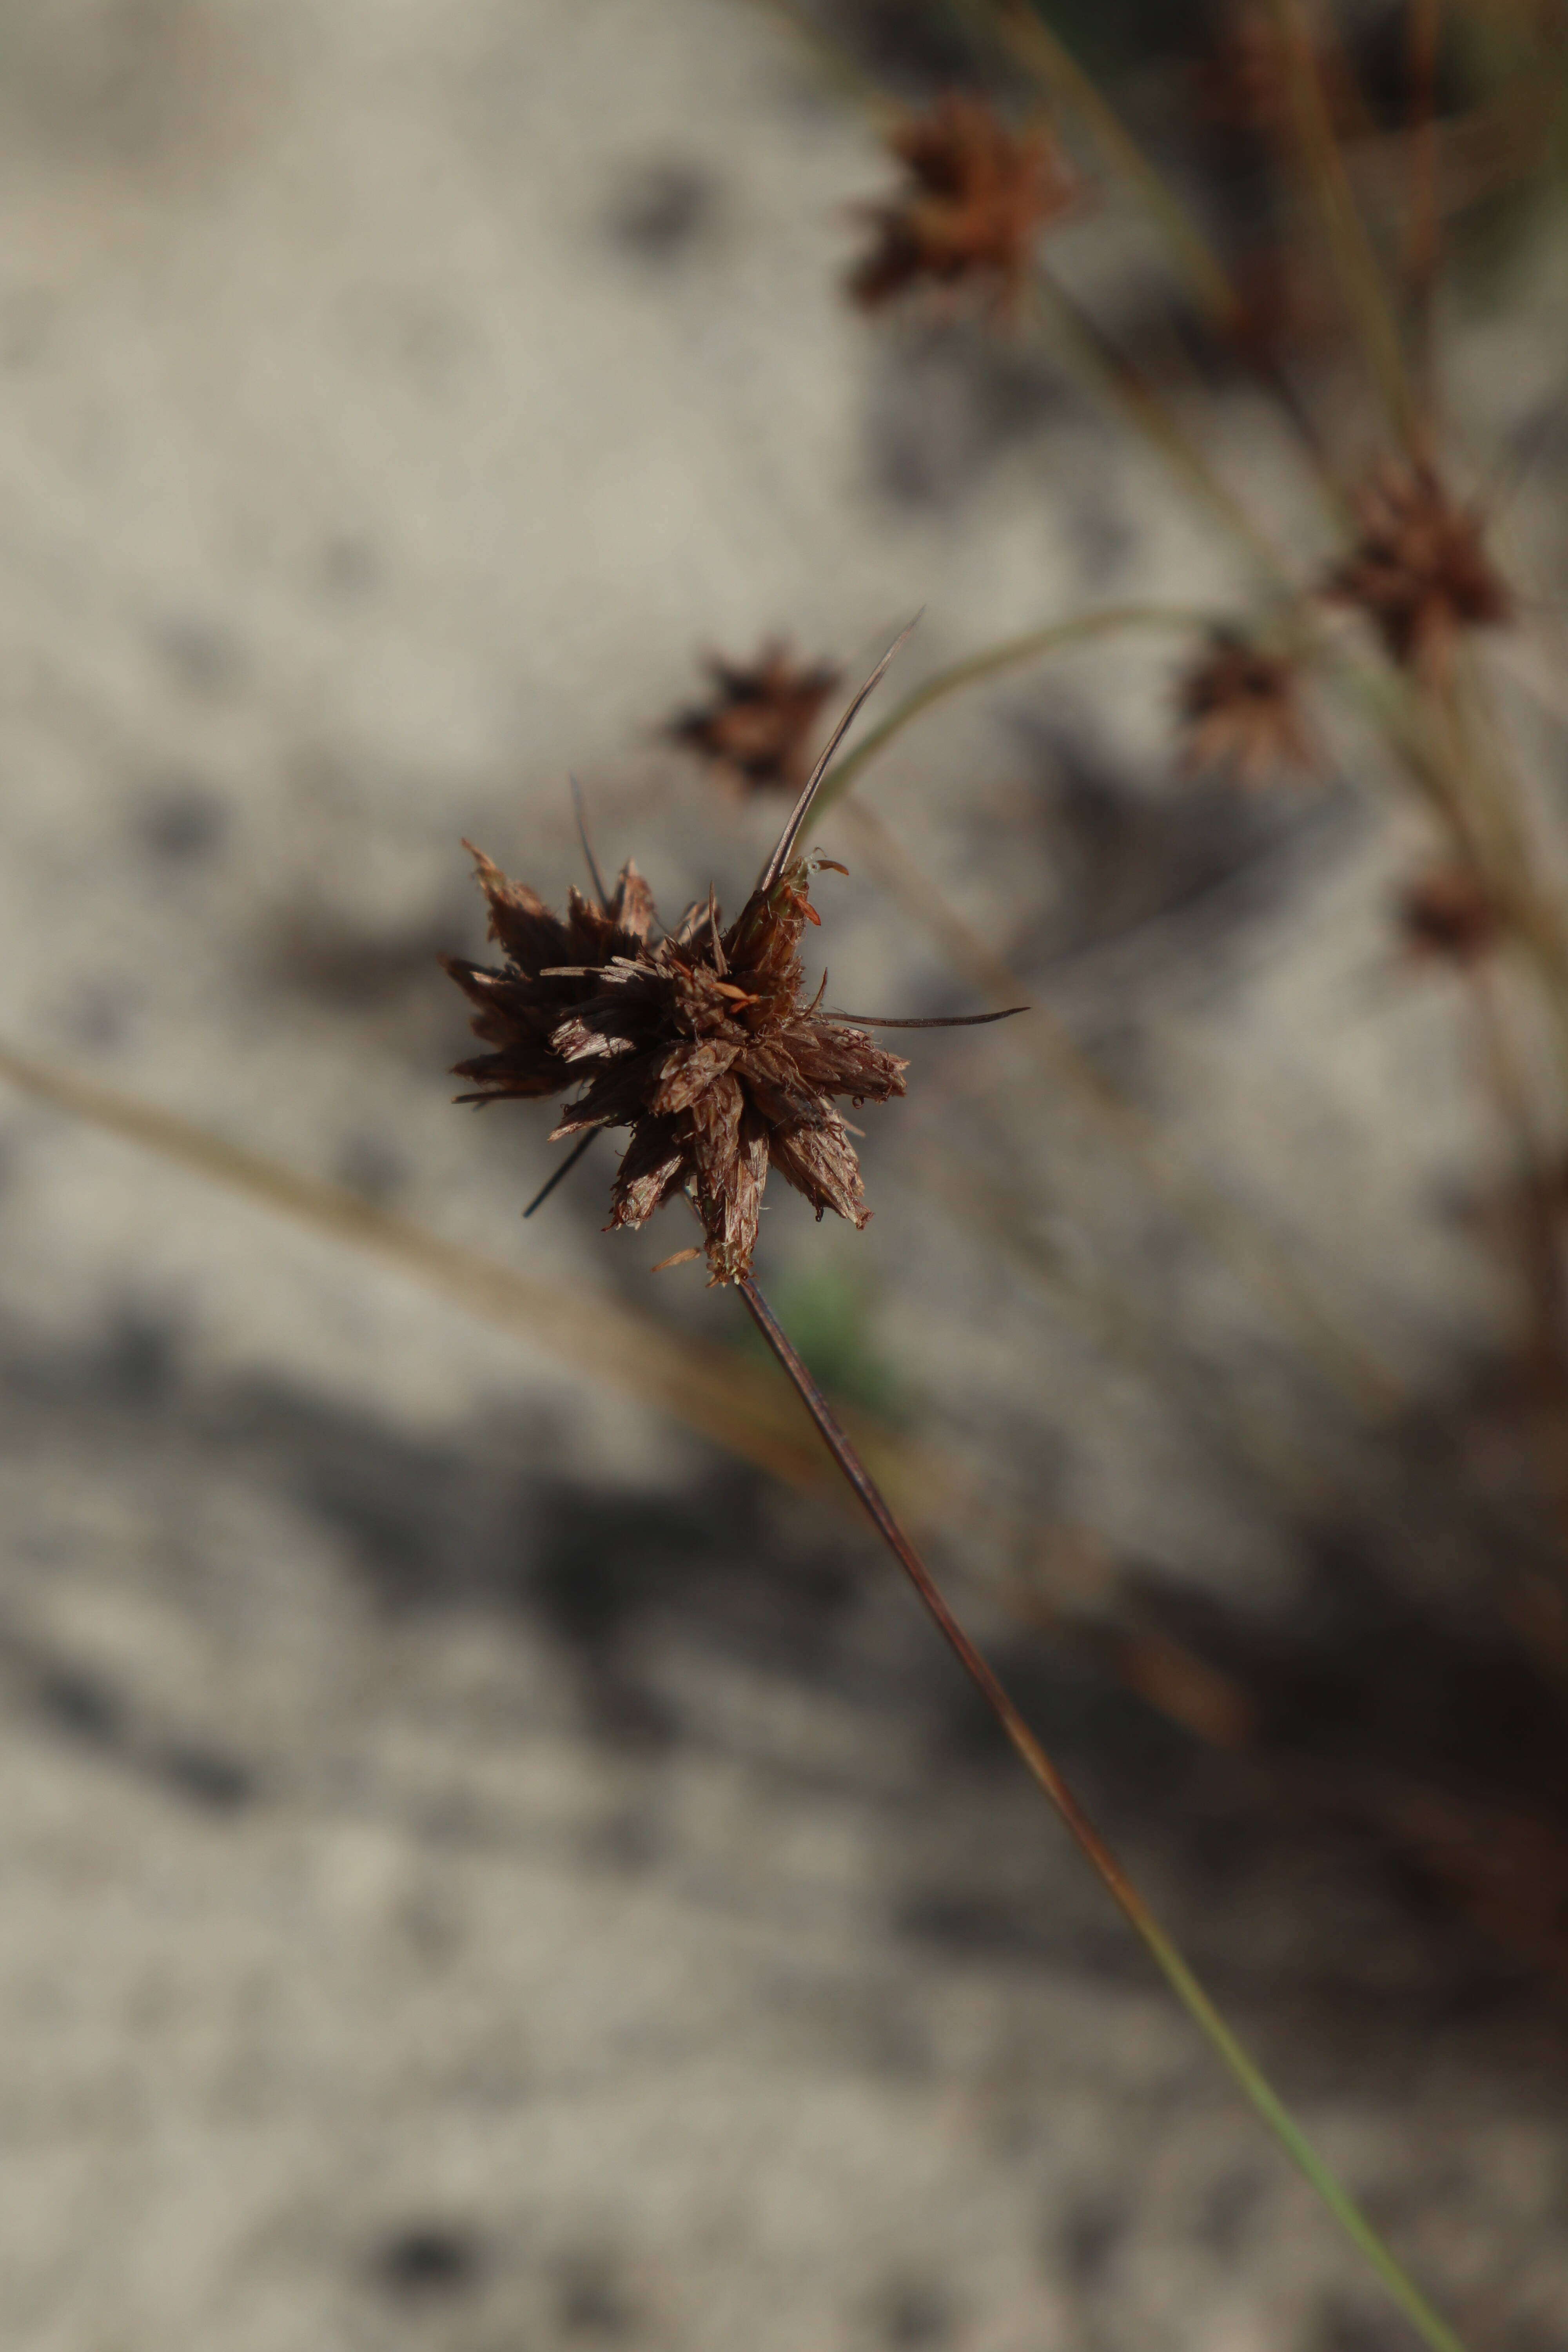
[1178,632,1315,784]
[669,642,841,795]
[848,93,1076,317]
[1327,459,1511,670]
[444,849,907,1285]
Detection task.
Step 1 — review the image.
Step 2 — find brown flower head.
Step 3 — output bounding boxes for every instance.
[444,632,1021,1284]
[446,848,907,1285]
[1328,459,1510,670]
[668,641,841,795]
[1397,864,1500,964]
[848,94,1076,317]
[445,642,938,1283]
[1178,630,1314,784]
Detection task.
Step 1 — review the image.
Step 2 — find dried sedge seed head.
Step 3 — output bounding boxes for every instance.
[1327,459,1511,671]
[444,847,907,1285]
[668,642,842,795]
[1178,631,1315,785]
[848,93,1076,318]
[1397,865,1500,964]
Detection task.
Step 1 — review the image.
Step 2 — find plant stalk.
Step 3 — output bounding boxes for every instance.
[812,604,1206,821]
[1266,0,1421,450]
[736,1270,1468,2352]
[968,0,1241,332]
[1032,271,1294,583]
[1404,0,1443,417]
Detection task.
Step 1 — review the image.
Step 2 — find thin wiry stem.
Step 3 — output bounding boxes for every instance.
[1032,272,1294,583]
[962,0,1241,331]
[811,604,1207,822]
[1266,0,1421,450]
[736,1272,1468,2352]
[827,1007,1027,1029]
[0,1038,837,1494]
[822,789,1399,1421]
[1404,0,1443,419]
[522,1127,599,1219]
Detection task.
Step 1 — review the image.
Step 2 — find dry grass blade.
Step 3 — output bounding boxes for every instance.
[1033,274,1294,580]
[1265,0,1420,448]
[0,1037,929,1503]
[824,793,1400,1419]
[785,600,1399,1411]
[965,0,1241,330]
[1404,0,1442,408]
[811,604,1207,821]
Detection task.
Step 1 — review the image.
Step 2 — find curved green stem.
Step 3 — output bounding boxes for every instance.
[813,603,1207,820]
[738,1272,1468,2352]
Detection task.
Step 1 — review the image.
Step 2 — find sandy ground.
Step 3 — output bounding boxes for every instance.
[0,1,1565,2346]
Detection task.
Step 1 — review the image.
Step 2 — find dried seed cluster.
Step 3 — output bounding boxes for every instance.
[444,848,906,1285]
[669,642,841,795]
[1328,459,1510,670]
[849,93,1075,316]
[1178,631,1314,784]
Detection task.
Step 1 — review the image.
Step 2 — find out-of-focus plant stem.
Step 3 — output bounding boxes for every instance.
[964,0,1242,332]
[737,1270,1469,2352]
[0,1038,896,1502]
[808,612,1400,1417]
[1266,0,1421,451]
[1404,0,1443,416]
[1465,961,1568,1557]
[1031,272,1295,583]
[813,604,1207,820]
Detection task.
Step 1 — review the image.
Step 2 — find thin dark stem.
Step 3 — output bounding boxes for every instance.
[826,1007,1029,1029]
[522,1128,599,1219]
[1405,0,1442,423]
[735,1272,1467,2352]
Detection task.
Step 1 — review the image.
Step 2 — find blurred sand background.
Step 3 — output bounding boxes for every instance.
[0,1,1566,2346]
